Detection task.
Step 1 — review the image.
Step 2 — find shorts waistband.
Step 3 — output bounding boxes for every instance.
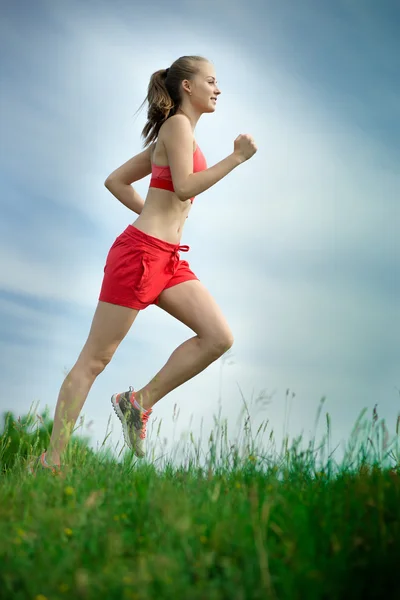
[123,225,190,254]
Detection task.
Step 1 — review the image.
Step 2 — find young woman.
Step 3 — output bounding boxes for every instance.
[29,55,257,473]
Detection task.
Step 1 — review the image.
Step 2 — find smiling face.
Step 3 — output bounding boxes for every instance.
[183,61,221,114]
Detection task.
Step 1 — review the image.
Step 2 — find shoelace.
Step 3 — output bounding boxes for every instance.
[140,410,152,439]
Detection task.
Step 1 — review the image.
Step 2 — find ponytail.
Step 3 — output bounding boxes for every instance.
[140,69,176,147]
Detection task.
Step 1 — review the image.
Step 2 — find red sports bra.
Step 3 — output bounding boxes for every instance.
[149,144,207,203]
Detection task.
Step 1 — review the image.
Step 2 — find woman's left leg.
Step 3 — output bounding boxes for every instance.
[135,279,234,410]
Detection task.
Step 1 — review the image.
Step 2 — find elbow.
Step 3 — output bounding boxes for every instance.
[104,176,118,189]
[174,175,193,201]
[175,185,190,202]
[176,191,188,202]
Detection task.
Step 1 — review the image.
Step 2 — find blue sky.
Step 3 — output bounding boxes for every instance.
[0,0,399,466]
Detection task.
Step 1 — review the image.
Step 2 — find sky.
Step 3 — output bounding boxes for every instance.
[0,0,399,469]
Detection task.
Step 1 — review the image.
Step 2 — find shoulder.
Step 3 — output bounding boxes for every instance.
[159,115,195,155]
[161,114,192,136]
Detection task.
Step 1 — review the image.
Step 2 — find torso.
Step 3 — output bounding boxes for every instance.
[131,126,198,245]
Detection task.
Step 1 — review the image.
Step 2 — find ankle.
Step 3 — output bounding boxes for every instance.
[134,391,153,412]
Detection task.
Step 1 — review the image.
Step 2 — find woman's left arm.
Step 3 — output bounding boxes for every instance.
[104,143,155,213]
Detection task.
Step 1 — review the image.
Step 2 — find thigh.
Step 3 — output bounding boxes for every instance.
[77,301,140,369]
[156,279,234,345]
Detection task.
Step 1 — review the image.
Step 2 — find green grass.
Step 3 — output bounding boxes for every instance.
[1,394,400,600]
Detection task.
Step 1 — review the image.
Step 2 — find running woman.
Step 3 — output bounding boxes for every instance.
[29,55,257,473]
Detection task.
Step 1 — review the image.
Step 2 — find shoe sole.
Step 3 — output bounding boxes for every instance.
[111,394,144,458]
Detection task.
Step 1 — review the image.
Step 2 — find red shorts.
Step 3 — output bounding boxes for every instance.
[99,225,199,310]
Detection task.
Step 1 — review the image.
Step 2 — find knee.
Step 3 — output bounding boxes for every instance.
[207,331,234,358]
[77,356,111,377]
[91,360,108,376]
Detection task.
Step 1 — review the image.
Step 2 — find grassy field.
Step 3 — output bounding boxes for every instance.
[1,395,400,600]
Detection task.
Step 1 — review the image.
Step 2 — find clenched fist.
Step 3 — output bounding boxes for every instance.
[234,134,258,162]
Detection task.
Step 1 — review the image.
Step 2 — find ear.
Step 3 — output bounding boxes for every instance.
[181,79,192,95]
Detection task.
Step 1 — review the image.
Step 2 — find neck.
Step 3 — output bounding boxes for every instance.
[176,103,202,130]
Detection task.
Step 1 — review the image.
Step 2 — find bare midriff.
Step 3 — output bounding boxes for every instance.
[131,136,197,245]
[131,188,191,244]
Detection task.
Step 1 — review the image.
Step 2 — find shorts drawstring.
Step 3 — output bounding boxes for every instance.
[170,245,190,274]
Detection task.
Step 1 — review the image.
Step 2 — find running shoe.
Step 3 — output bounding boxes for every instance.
[27,451,61,475]
[111,386,152,458]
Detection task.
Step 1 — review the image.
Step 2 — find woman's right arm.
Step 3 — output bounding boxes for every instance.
[163,115,256,202]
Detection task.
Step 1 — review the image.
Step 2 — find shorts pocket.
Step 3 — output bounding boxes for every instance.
[135,255,149,292]
[133,253,160,300]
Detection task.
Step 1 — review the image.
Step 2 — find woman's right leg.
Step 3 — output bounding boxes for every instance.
[45,301,139,465]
